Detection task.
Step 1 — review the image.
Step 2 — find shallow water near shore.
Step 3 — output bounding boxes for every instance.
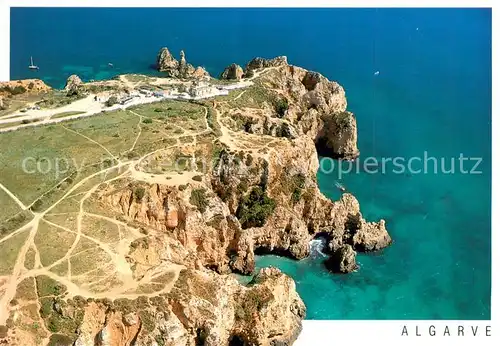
[11,7,492,319]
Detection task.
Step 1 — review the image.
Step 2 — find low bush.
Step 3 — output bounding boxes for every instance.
[134,187,146,201]
[236,187,276,229]
[291,174,306,203]
[273,98,289,118]
[190,188,209,213]
[105,95,118,107]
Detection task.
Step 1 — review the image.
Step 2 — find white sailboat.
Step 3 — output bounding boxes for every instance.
[28,56,39,70]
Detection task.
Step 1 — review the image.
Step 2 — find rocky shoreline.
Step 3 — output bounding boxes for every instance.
[82,51,391,344]
[0,48,391,346]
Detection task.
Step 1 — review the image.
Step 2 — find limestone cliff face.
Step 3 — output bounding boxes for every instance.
[234,58,360,160]
[245,56,288,73]
[0,79,51,112]
[210,136,390,263]
[0,79,51,97]
[72,268,304,346]
[157,47,178,73]
[220,63,244,80]
[68,55,388,345]
[156,47,209,79]
[316,111,359,160]
[325,244,358,274]
[64,74,84,96]
[95,130,389,279]
[97,181,254,275]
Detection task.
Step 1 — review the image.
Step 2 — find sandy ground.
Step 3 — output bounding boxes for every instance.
[0,79,255,133]
[0,68,276,324]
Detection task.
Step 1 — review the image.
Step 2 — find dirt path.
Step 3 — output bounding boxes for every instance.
[0,114,200,318]
[0,220,39,324]
[62,125,121,163]
[127,110,144,153]
[0,182,28,210]
[0,70,282,323]
[234,90,246,100]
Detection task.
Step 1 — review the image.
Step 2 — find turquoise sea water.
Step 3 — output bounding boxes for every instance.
[10,8,491,319]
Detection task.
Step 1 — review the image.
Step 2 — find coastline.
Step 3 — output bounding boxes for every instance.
[0,46,399,345]
[2,8,492,334]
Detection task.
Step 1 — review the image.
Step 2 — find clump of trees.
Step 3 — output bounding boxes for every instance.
[236,187,276,229]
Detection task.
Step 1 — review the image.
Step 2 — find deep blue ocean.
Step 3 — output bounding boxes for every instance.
[10,8,492,319]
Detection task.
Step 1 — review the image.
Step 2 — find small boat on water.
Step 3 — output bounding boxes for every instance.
[335,181,347,192]
[28,56,39,70]
[108,63,114,68]
[374,70,380,76]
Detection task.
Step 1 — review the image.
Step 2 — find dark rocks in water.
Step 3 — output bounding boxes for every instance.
[324,244,358,273]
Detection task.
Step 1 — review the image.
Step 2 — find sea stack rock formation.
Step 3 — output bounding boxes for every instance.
[325,244,358,273]
[220,63,244,80]
[156,47,209,79]
[156,47,178,74]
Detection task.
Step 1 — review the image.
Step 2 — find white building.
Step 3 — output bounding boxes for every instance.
[189,82,228,99]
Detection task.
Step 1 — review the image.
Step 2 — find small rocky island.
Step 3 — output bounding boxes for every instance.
[0,47,390,346]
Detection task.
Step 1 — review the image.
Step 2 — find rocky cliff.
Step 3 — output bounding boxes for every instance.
[66,268,303,346]
[0,79,52,113]
[254,64,358,160]
[245,56,288,73]
[220,63,244,80]
[95,126,389,278]
[87,55,389,345]
[218,60,360,160]
[0,79,51,97]
[0,54,392,346]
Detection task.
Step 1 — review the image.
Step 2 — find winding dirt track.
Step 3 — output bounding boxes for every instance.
[0,68,281,325]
